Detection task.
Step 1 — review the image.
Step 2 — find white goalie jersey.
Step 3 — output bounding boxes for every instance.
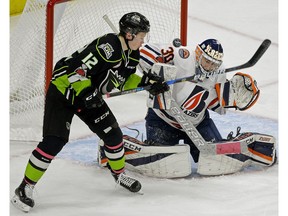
[98,43,272,178]
[139,43,227,128]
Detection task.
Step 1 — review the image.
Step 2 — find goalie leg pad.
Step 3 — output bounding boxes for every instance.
[196,132,276,176]
[245,133,276,166]
[98,135,192,178]
[197,154,247,176]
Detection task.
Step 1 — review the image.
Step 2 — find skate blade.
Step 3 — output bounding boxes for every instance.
[114,184,144,195]
[11,195,31,213]
[136,189,144,195]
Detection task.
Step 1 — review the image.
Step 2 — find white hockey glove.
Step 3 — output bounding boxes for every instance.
[215,72,260,111]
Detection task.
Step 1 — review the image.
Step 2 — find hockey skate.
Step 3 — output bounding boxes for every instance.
[112,172,142,193]
[11,181,35,213]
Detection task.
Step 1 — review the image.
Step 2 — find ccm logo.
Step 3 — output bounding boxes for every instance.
[86,90,98,101]
[124,142,142,152]
[94,111,109,123]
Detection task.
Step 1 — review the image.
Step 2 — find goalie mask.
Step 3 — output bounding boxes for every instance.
[119,12,150,38]
[195,39,224,77]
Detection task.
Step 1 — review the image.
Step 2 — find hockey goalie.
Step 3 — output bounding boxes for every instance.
[98,39,277,178]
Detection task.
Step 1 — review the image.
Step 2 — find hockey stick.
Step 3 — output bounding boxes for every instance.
[169,95,276,168]
[225,39,271,72]
[169,98,209,150]
[106,39,271,98]
[103,14,119,34]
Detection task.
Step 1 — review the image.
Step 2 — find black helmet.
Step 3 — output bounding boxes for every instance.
[119,12,150,36]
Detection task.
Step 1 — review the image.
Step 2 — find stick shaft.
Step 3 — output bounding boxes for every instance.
[106,39,271,98]
[103,14,119,34]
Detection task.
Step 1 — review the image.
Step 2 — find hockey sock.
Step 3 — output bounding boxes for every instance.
[104,141,125,174]
[24,147,54,184]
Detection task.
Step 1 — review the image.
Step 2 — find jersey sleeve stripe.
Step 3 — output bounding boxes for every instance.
[140,49,159,62]
[143,44,161,55]
[140,55,154,67]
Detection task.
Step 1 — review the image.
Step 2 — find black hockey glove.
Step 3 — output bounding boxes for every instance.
[138,70,170,96]
[79,88,104,109]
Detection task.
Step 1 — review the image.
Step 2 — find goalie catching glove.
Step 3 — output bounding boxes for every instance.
[215,72,260,110]
[138,70,170,96]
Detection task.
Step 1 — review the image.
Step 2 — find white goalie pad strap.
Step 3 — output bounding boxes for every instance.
[197,132,276,176]
[147,63,177,110]
[97,135,192,178]
[215,72,260,111]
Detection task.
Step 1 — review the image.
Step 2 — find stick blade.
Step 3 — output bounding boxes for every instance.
[225,39,271,72]
[248,39,271,66]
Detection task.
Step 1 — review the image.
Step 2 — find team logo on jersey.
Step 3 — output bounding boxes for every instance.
[181,86,209,117]
[108,69,125,88]
[98,43,114,59]
[178,48,190,59]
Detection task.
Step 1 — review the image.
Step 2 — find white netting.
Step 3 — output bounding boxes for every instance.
[10,0,185,141]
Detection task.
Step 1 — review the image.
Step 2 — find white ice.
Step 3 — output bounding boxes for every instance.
[6,0,287,215]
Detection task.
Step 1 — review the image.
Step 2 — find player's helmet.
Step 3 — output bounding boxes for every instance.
[195,39,224,75]
[119,12,150,36]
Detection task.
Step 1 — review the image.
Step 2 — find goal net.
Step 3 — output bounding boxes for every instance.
[10,0,188,141]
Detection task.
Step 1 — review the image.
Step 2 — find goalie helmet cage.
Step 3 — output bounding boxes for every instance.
[10,0,188,141]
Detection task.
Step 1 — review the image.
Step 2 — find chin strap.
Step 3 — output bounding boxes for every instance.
[123,32,137,49]
[119,34,132,66]
[124,37,131,50]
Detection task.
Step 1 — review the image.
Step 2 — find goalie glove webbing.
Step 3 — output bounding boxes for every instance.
[215,72,260,111]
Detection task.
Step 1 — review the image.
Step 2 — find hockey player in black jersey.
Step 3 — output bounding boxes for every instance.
[11,12,169,212]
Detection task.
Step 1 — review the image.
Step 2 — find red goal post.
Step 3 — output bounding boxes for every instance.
[10,0,188,141]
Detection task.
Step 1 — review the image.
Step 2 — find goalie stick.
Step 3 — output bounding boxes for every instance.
[165,94,276,164]
[169,98,209,151]
[105,39,271,98]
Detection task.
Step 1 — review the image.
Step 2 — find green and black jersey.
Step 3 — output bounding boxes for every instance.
[51,33,141,104]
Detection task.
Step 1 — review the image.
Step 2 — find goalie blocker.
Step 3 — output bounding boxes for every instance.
[98,132,276,177]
